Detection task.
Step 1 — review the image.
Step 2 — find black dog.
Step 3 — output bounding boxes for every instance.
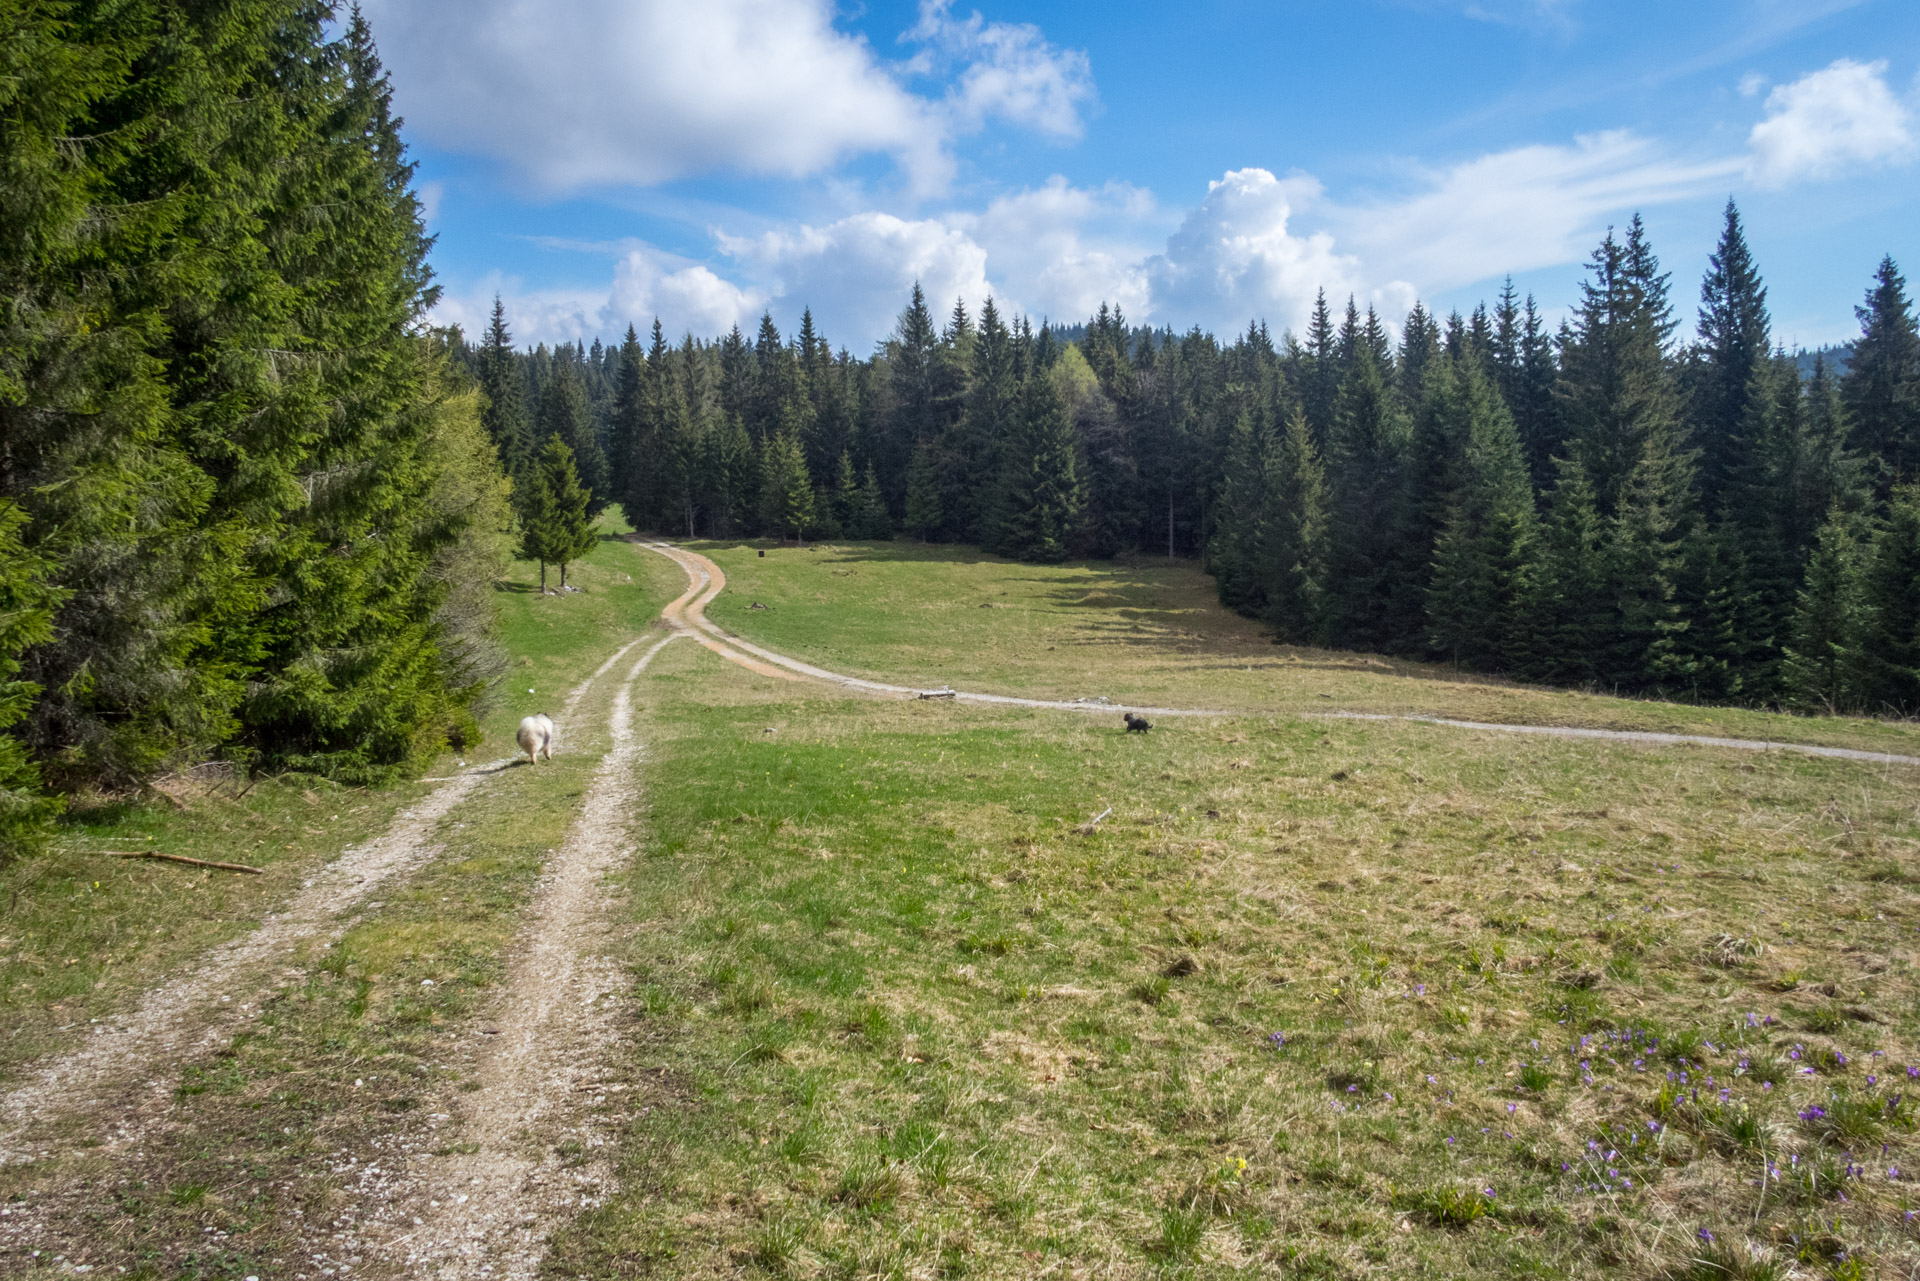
[1123,712,1152,733]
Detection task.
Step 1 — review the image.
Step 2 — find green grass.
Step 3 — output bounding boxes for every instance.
[0,512,669,1080]
[534,539,1920,1277]
[0,518,684,1272]
[698,538,1920,755]
[8,530,1920,1277]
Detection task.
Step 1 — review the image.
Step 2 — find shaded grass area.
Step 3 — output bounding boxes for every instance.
[554,639,1920,1278]
[694,539,1920,757]
[0,516,681,1273]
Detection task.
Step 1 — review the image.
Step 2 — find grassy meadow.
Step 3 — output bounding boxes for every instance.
[5,532,1920,1279]
[697,540,1920,758]
[559,539,1920,1279]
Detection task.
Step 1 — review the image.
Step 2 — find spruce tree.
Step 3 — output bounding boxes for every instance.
[1323,344,1409,650]
[1692,201,1770,503]
[759,432,818,544]
[539,349,608,508]
[521,436,591,591]
[1399,302,1442,410]
[1557,220,1684,516]
[1260,411,1330,645]
[480,296,532,483]
[886,283,939,497]
[903,441,944,542]
[0,503,63,861]
[1424,363,1537,669]
[960,298,1019,540]
[608,324,643,514]
[1781,508,1869,711]
[1795,355,1867,548]
[1515,460,1611,686]
[1608,420,1698,689]
[1211,412,1271,616]
[1399,351,1476,649]
[4,0,259,783]
[830,452,862,535]
[624,320,672,530]
[1513,294,1561,489]
[1302,289,1339,444]
[1844,257,1920,493]
[990,369,1085,563]
[700,415,755,536]
[854,463,893,539]
[1856,488,1920,713]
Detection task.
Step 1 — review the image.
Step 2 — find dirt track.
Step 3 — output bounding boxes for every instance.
[377,633,682,1280]
[641,541,1920,768]
[0,632,656,1166]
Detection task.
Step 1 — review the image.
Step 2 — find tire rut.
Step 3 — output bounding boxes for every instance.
[370,632,682,1279]
[0,631,657,1164]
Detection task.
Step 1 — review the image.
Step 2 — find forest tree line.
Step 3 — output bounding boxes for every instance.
[1,4,516,859]
[7,4,1920,869]
[469,204,1920,717]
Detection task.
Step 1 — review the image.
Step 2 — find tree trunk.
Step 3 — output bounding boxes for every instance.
[540,562,547,592]
[1167,488,1175,561]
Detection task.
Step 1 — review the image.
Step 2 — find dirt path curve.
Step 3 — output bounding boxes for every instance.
[378,631,682,1279]
[644,541,1225,717]
[641,542,1920,768]
[0,628,661,1164]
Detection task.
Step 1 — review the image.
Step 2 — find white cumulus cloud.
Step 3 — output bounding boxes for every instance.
[602,248,762,339]
[948,177,1155,323]
[1143,169,1389,336]
[1747,58,1915,187]
[359,0,1092,194]
[910,1,1097,139]
[715,213,996,348]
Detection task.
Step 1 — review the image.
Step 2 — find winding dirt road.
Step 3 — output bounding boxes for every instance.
[641,541,1920,768]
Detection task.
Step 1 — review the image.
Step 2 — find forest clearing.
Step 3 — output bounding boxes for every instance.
[3,531,1917,1279]
[7,6,1920,1275]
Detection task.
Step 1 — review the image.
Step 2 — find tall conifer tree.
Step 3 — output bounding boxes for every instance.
[1692,201,1770,503]
[480,297,532,482]
[1781,508,1869,711]
[1424,361,1537,669]
[1323,345,1408,650]
[538,351,608,510]
[1844,257,1920,493]
[989,368,1085,562]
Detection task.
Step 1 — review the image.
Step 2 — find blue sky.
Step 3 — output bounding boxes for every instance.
[358,0,1920,352]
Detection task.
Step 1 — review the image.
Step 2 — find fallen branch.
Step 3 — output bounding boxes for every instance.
[107,849,264,875]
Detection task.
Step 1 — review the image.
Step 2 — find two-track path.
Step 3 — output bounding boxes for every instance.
[0,631,657,1168]
[641,541,1920,768]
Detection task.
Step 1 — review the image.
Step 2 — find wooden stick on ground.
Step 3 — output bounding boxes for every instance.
[107,850,264,875]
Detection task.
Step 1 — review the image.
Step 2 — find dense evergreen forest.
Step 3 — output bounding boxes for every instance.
[468,208,1919,723]
[5,5,1920,868]
[1,4,515,859]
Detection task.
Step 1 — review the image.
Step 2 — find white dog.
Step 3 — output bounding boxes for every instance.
[516,713,555,765]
